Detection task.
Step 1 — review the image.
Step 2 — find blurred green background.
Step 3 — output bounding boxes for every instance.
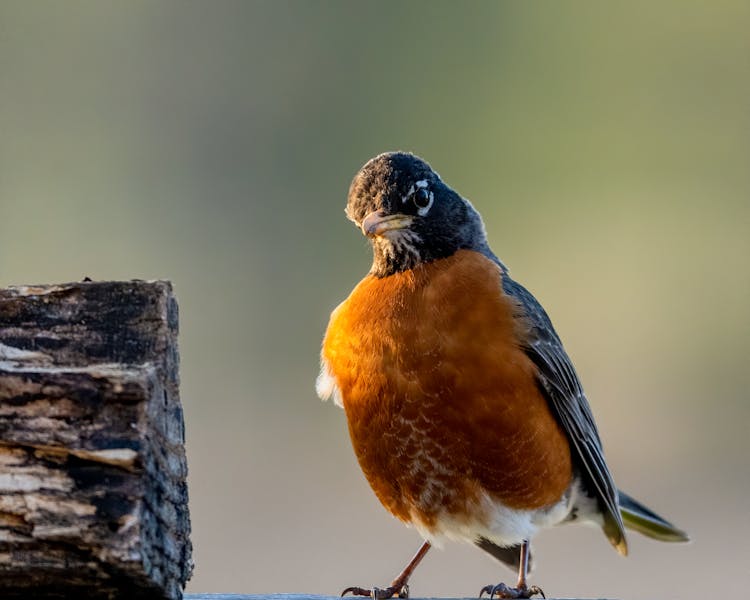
[1,1,748,598]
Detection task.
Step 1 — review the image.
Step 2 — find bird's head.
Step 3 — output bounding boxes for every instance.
[346,152,493,277]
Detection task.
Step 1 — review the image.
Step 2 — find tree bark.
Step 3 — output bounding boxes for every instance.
[0,280,192,599]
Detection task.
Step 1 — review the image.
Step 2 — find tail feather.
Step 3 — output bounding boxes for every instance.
[618,490,689,543]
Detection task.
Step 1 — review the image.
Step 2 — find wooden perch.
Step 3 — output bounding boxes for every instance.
[0,281,192,599]
[181,596,607,600]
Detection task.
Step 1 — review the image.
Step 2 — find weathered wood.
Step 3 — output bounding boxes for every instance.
[185,597,366,600]
[0,281,192,599]
[182,596,608,600]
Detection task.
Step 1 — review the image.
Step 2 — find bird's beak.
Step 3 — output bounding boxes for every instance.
[361,210,414,237]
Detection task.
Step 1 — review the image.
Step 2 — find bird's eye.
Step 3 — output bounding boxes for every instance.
[412,187,431,210]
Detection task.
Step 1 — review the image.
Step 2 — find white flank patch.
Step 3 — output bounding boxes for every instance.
[316,359,343,408]
[411,486,578,551]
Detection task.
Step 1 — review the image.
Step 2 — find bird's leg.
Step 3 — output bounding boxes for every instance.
[515,540,544,598]
[342,540,431,599]
[479,541,545,599]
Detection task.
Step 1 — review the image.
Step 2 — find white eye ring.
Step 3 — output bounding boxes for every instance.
[412,188,434,215]
[408,179,433,215]
[401,180,434,215]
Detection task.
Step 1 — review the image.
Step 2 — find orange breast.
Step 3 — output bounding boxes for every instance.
[321,250,572,528]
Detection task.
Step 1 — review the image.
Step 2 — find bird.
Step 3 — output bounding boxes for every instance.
[316,152,688,599]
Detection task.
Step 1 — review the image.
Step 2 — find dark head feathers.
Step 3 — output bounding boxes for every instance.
[346,152,499,277]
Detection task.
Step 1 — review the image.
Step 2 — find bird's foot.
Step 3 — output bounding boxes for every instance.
[342,584,409,599]
[479,582,545,599]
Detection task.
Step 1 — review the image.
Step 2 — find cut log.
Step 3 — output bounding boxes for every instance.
[0,281,192,599]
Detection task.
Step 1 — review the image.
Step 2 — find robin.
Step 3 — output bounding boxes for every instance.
[316,152,688,599]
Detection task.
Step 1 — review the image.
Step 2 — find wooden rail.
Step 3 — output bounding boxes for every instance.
[183,596,607,600]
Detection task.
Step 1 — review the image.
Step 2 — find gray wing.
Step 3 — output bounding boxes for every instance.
[502,274,627,554]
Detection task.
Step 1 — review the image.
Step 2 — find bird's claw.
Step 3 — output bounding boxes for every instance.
[342,584,409,599]
[479,583,545,599]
